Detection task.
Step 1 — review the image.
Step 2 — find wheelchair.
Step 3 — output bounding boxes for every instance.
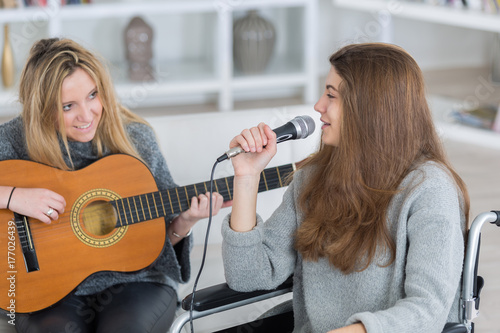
[170,211,500,333]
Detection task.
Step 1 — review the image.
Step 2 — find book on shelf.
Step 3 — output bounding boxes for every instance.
[482,0,500,13]
[404,0,499,11]
[0,0,18,8]
[22,0,47,6]
[18,0,93,5]
[62,0,92,4]
[451,104,500,133]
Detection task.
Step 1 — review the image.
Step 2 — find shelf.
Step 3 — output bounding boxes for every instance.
[429,95,500,151]
[0,0,312,22]
[331,1,500,150]
[0,0,319,115]
[59,1,216,19]
[0,88,19,111]
[0,6,52,22]
[333,0,500,33]
[232,73,307,90]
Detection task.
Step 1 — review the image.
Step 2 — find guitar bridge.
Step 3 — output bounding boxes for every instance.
[14,213,40,273]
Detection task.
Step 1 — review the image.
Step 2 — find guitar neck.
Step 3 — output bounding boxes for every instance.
[111,163,295,227]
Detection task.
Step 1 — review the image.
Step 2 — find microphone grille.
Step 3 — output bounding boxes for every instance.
[294,115,316,139]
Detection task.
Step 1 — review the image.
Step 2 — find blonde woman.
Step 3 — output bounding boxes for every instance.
[222,43,469,333]
[0,38,224,332]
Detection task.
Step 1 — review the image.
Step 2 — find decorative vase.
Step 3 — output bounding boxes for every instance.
[1,24,15,88]
[124,16,154,82]
[233,10,276,74]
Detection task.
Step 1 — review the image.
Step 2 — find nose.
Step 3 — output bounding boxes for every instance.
[77,102,94,122]
[314,94,327,114]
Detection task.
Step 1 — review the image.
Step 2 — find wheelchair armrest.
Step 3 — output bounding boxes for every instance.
[182,275,294,312]
[441,323,467,333]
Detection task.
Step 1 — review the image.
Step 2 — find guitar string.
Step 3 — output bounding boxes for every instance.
[17,177,287,243]
[10,163,293,278]
[14,172,290,245]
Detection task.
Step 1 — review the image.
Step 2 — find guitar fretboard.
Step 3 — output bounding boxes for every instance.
[110,163,295,227]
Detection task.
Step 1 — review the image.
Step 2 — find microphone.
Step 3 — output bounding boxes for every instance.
[217,115,316,162]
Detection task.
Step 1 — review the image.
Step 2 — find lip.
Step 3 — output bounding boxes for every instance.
[74,120,93,131]
[320,119,331,130]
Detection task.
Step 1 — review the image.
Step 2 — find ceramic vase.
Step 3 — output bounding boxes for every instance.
[233,10,276,74]
[1,24,15,88]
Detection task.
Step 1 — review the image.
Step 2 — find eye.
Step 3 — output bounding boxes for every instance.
[89,90,98,99]
[327,93,336,99]
[62,104,72,112]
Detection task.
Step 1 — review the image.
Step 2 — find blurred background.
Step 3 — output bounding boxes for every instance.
[1,0,500,123]
[1,0,499,332]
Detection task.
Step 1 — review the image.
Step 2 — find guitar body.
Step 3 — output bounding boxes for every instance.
[0,154,166,313]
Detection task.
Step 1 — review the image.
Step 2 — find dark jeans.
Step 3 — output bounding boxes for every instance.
[15,282,177,333]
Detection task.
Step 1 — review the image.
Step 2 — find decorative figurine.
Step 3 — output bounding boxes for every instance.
[124,16,154,82]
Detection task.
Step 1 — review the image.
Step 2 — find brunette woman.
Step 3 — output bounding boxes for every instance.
[222,43,469,333]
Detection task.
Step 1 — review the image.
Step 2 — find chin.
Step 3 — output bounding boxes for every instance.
[68,132,97,143]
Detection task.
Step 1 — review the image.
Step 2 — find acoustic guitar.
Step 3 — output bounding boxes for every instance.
[0,154,295,314]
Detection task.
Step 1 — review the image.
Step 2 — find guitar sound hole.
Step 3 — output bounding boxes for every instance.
[82,200,117,236]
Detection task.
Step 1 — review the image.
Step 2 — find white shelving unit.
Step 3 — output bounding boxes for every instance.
[0,0,318,116]
[334,0,500,33]
[332,0,500,148]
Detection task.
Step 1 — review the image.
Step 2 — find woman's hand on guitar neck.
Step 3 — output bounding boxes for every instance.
[168,192,225,245]
[3,186,66,224]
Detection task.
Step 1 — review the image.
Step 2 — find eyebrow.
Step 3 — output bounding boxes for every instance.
[326,84,338,92]
[88,86,97,95]
[62,86,97,105]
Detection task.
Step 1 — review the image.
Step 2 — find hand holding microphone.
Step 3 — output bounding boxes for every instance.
[223,115,315,233]
[217,115,316,162]
[218,115,316,181]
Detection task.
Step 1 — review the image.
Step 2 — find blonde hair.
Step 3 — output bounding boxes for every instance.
[295,43,469,273]
[19,38,148,170]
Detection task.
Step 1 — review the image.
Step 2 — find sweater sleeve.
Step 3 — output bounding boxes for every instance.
[221,171,304,291]
[346,167,465,333]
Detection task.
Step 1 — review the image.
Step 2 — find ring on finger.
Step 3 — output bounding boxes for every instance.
[46,208,54,216]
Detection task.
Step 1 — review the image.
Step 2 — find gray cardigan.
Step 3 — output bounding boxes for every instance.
[222,162,466,333]
[0,116,192,296]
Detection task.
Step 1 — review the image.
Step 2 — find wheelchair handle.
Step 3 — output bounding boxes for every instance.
[461,211,499,328]
[491,210,500,226]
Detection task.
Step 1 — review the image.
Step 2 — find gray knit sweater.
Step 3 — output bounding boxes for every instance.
[222,162,466,333]
[0,116,192,296]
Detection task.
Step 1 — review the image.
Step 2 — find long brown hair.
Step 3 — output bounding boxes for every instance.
[19,38,148,170]
[295,43,469,273]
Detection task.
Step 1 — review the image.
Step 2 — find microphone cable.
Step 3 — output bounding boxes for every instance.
[188,159,220,333]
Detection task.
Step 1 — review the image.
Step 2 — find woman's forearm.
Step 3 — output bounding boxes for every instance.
[328,323,367,333]
[0,186,15,210]
[229,174,260,232]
